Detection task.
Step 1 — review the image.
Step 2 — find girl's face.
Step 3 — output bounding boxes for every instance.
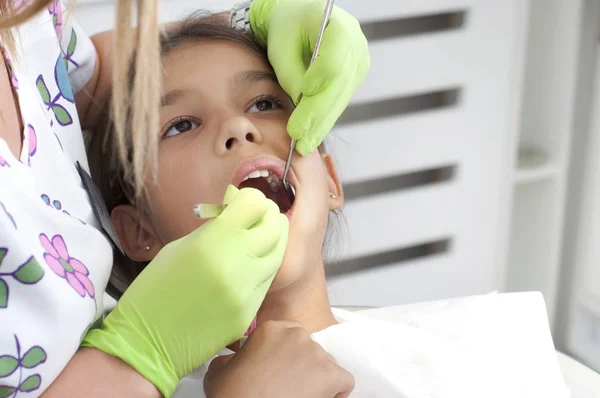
[112,40,344,292]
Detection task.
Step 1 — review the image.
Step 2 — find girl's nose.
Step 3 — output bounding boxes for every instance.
[225,131,256,149]
[215,115,264,155]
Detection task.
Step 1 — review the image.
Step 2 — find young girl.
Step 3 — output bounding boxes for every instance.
[0,0,369,396]
[88,14,572,398]
[88,13,343,331]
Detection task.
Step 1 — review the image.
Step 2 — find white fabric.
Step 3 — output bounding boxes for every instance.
[557,352,600,398]
[175,292,570,397]
[0,2,111,396]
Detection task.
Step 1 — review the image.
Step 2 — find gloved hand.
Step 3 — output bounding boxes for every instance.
[250,0,370,155]
[82,186,288,397]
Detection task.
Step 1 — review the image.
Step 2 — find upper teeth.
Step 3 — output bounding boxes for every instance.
[241,169,295,195]
[242,169,270,181]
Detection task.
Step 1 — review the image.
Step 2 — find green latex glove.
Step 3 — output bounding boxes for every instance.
[82,186,288,397]
[250,0,370,155]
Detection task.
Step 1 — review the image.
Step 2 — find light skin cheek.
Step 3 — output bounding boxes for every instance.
[272,157,330,284]
[295,154,331,217]
[146,172,206,244]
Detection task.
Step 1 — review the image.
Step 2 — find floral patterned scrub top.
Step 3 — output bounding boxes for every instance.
[0,2,113,396]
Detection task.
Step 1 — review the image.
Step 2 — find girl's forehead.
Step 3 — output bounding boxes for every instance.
[159,41,278,108]
[162,40,269,77]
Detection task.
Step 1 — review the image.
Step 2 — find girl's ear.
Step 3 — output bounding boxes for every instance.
[322,153,344,211]
[111,205,163,262]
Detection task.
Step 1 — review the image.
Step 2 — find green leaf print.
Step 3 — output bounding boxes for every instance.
[21,346,47,368]
[18,374,41,392]
[0,386,16,398]
[67,30,77,57]
[36,76,51,104]
[51,104,73,126]
[0,248,6,264]
[0,279,7,308]
[13,257,44,284]
[0,355,18,377]
[0,338,47,396]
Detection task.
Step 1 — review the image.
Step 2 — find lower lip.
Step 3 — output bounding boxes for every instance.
[284,194,296,219]
[284,208,294,220]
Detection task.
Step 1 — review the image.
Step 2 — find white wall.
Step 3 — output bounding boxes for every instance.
[75,0,237,33]
[556,0,600,370]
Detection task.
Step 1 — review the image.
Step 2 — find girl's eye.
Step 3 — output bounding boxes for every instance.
[164,119,200,138]
[248,97,281,114]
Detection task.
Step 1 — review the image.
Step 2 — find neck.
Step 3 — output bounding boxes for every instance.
[257,256,336,334]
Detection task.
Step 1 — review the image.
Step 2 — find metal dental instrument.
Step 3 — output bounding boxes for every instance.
[281,0,336,201]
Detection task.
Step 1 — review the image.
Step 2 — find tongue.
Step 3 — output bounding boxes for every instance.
[238,177,292,213]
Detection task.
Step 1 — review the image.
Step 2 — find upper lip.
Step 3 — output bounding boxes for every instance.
[231,155,296,188]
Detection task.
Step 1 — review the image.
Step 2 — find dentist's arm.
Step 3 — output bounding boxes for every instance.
[74,31,111,130]
[82,187,289,397]
[42,348,160,398]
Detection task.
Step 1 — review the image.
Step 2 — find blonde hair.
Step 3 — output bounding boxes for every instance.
[0,0,161,198]
[0,0,53,56]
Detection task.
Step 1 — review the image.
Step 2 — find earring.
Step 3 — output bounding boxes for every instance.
[329,193,337,199]
[144,246,151,252]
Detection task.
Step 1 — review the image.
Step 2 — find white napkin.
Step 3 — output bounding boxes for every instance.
[312,292,570,397]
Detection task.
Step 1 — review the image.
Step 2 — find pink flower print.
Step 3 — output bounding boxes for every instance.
[48,1,63,40]
[28,125,37,165]
[4,55,18,89]
[10,71,18,89]
[40,233,95,298]
[0,153,7,167]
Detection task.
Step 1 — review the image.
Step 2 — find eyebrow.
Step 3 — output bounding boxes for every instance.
[160,70,278,107]
[234,70,278,86]
[161,89,192,107]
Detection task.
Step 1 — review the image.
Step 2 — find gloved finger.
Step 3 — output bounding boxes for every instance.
[288,76,355,154]
[222,184,240,205]
[248,200,287,258]
[219,187,268,229]
[299,16,354,98]
[267,30,305,103]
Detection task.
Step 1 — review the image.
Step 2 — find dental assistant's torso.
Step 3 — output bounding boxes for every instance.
[0,1,112,395]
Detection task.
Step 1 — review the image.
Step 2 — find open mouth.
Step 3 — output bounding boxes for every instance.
[237,169,295,214]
